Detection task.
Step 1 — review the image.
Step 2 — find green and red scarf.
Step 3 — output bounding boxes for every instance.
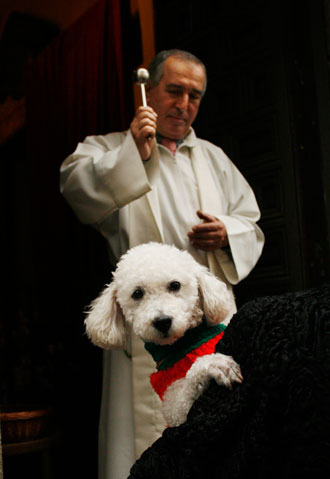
[145,322,226,400]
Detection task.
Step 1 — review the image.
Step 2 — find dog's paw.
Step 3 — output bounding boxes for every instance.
[208,353,243,388]
[187,353,243,390]
[162,354,242,426]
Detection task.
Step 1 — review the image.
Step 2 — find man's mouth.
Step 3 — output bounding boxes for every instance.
[168,114,187,123]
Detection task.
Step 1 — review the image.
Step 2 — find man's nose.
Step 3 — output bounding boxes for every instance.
[175,93,189,111]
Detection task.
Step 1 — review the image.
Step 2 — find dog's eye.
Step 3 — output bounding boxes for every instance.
[168,281,181,292]
[131,288,144,300]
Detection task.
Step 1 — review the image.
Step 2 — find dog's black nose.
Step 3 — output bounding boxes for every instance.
[153,315,172,334]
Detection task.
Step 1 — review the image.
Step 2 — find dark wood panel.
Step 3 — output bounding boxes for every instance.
[154,0,330,303]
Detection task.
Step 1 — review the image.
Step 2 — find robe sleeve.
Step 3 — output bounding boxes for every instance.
[59,130,151,224]
[207,145,265,285]
[216,213,264,285]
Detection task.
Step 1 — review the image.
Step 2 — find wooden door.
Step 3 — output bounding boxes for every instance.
[154,0,330,305]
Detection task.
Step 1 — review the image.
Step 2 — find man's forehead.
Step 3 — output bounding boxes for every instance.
[162,58,205,89]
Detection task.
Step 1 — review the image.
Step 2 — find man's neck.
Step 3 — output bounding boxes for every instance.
[156,132,184,145]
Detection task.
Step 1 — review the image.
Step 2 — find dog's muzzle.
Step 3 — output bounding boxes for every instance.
[153,315,172,335]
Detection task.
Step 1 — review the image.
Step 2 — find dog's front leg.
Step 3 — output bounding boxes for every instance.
[162,376,198,427]
[162,353,242,427]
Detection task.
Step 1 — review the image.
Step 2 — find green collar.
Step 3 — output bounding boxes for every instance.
[145,322,226,371]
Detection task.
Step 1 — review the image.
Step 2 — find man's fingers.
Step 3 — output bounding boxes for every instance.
[188,230,220,240]
[131,107,157,135]
[189,239,221,251]
[189,233,228,250]
[196,210,214,222]
[135,105,158,118]
[137,117,157,129]
[190,223,221,233]
[139,124,156,140]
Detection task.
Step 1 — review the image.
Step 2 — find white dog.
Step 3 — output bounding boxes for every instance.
[85,242,242,426]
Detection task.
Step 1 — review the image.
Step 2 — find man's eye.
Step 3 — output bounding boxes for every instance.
[190,94,200,101]
[131,288,144,300]
[168,281,181,292]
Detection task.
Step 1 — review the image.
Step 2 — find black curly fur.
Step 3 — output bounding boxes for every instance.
[128,284,330,478]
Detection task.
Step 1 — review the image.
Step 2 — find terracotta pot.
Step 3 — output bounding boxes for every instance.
[0,405,52,443]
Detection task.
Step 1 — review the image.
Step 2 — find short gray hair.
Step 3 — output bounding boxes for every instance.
[148,49,207,96]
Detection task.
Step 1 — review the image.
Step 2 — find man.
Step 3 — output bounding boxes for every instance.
[60,49,264,479]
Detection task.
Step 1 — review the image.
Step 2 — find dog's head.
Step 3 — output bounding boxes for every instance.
[85,242,233,349]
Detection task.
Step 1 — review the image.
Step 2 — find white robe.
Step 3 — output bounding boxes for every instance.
[60,128,264,479]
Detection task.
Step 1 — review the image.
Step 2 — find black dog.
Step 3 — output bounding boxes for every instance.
[128,284,330,479]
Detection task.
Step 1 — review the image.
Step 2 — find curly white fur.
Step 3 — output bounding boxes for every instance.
[85,242,242,426]
[162,353,242,426]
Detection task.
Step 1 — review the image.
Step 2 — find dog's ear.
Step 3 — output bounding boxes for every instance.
[197,267,234,325]
[84,281,127,349]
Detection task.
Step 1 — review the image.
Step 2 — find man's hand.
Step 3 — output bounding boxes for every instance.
[130,106,157,161]
[188,210,229,251]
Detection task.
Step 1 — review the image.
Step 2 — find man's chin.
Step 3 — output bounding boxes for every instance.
[161,126,189,141]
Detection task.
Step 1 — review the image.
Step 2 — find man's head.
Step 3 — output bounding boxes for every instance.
[146,50,207,140]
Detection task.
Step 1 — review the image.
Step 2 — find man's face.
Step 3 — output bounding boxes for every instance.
[147,56,206,140]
